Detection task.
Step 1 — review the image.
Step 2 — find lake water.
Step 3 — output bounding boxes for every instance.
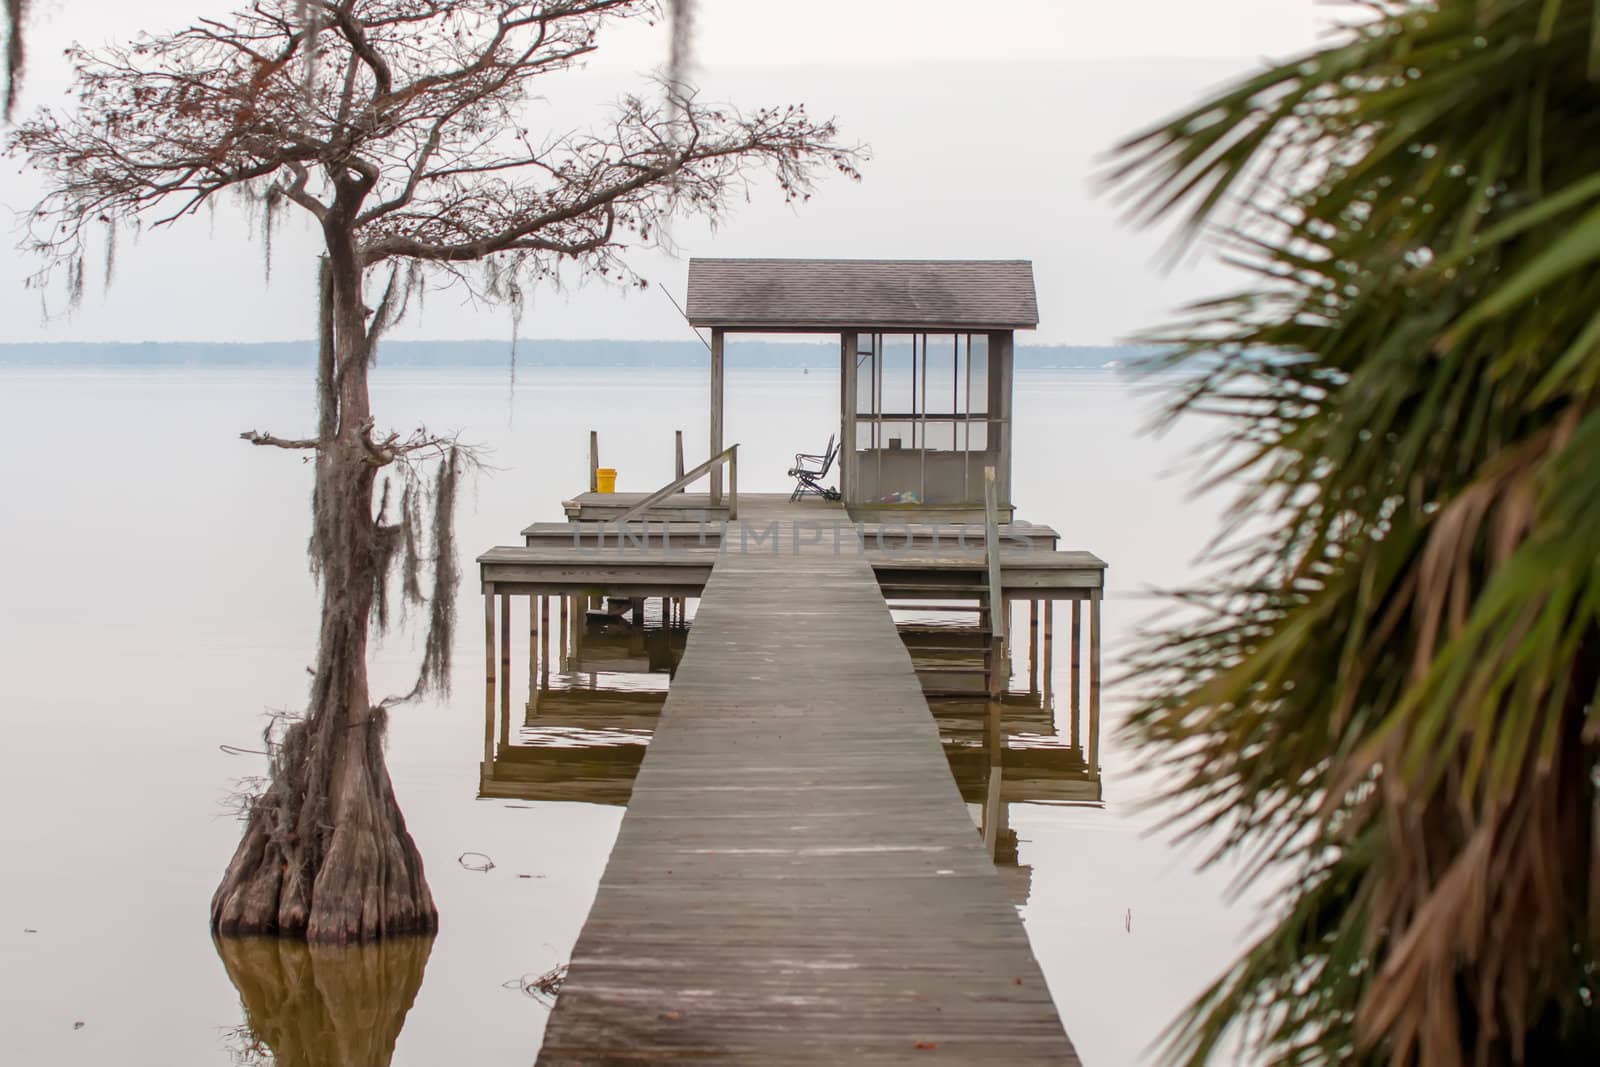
[0,364,1268,1066]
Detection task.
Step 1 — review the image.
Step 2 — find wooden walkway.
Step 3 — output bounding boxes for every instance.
[538,496,1079,1063]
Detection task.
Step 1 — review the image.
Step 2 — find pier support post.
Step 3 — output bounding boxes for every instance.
[1070,599,1082,749]
[539,595,551,688]
[675,430,685,490]
[1028,600,1040,694]
[527,594,539,714]
[1043,599,1054,712]
[1089,589,1101,772]
[982,765,1002,859]
[559,595,569,671]
[500,593,511,744]
[483,583,496,763]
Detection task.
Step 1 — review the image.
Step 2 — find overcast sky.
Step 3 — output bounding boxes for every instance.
[0,1,1340,344]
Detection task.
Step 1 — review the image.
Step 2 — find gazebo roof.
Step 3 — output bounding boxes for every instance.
[685,258,1039,332]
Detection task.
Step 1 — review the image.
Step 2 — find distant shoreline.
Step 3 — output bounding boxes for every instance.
[0,339,1157,371]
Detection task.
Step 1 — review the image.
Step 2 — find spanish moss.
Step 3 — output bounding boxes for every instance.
[507,277,524,419]
[3,0,24,123]
[261,186,282,284]
[371,477,397,634]
[405,445,461,701]
[102,219,116,291]
[66,253,84,309]
[398,480,423,609]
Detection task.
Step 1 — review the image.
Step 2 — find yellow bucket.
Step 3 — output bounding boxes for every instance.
[595,467,617,493]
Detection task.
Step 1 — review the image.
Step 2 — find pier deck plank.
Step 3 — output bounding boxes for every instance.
[538,496,1079,1064]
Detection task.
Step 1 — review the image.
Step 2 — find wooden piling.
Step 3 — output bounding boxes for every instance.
[483,583,496,763]
[540,595,551,686]
[589,430,599,493]
[1088,589,1101,773]
[559,595,569,671]
[500,593,511,743]
[1070,599,1082,749]
[1028,600,1040,693]
[527,593,539,712]
[1042,599,1054,708]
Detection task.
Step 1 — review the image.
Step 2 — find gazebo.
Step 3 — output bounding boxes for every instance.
[685,258,1038,519]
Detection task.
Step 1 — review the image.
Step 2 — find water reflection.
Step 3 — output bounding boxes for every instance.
[482,597,682,804]
[901,606,1105,907]
[216,935,433,1067]
[480,596,1105,908]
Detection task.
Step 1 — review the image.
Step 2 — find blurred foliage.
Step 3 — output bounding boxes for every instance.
[1110,1,1600,1063]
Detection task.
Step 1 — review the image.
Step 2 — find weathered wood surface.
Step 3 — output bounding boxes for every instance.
[481,541,1103,598]
[522,519,1063,550]
[564,492,733,523]
[538,497,1079,1064]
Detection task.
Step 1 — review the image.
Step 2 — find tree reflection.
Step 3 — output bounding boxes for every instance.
[216,935,434,1067]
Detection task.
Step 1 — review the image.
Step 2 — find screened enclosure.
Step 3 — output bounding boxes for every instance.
[845,331,1011,508]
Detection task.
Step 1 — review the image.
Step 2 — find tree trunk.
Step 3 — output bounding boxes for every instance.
[213,221,438,942]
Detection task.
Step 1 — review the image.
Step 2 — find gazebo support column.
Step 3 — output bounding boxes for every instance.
[710,327,725,505]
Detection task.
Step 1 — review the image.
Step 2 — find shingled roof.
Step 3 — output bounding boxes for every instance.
[685,259,1039,331]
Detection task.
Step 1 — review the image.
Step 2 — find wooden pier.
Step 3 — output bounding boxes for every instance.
[473,258,1109,1061]
[515,497,1080,1063]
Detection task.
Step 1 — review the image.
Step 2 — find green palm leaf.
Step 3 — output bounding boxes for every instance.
[1109,1,1600,1062]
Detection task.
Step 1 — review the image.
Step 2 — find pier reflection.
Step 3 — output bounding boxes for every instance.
[479,596,1104,908]
[481,596,680,804]
[216,935,433,1067]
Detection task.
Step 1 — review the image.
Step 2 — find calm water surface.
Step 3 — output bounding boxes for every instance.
[0,364,1267,1066]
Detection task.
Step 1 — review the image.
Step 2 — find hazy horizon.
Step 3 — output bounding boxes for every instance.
[0,2,1344,347]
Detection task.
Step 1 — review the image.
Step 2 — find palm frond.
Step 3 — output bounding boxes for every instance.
[1109,1,1600,1062]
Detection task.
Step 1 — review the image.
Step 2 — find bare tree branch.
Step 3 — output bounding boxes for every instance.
[241,429,322,450]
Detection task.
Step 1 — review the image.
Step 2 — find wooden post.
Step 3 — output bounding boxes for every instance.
[709,328,725,504]
[1042,600,1055,709]
[589,430,599,493]
[728,445,738,520]
[1070,599,1082,749]
[1028,601,1040,694]
[559,595,569,671]
[983,466,1005,774]
[982,765,1001,859]
[993,331,1014,514]
[539,595,551,687]
[1089,589,1101,772]
[483,583,496,763]
[675,429,685,491]
[527,594,539,712]
[840,333,855,506]
[499,594,511,742]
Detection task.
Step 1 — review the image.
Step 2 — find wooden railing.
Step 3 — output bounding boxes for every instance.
[590,429,691,496]
[982,464,1005,857]
[983,464,1006,656]
[609,444,739,526]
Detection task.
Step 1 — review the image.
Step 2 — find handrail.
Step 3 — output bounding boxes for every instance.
[983,465,1006,774]
[610,444,739,526]
[983,465,1006,651]
[590,429,691,496]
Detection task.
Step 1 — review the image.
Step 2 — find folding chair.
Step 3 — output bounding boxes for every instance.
[788,433,841,501]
